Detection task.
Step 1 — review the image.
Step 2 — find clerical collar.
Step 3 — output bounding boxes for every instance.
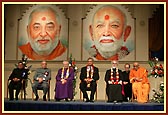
[112,67,116,71]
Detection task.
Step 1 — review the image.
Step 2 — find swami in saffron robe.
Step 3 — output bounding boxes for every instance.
[129,67,150,103]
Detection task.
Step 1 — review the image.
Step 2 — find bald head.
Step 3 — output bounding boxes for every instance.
[133,62,139,70]
[111,60,118,68]
[92,5,126,28]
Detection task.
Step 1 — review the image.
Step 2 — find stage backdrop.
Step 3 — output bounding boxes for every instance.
[82,4,135,61]
[18,4,68,60]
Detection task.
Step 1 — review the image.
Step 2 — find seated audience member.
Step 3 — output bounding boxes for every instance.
[105,60,124,102]
[8,61,29,100]
[32,61,51,101]
[55,60,74,101]
[80,57,99,102]
[129,62,150,103]
[122,63,132,101]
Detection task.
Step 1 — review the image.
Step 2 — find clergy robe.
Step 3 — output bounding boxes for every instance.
[129,67,150,103]
[105,68,124,102]
[55,67,74,100]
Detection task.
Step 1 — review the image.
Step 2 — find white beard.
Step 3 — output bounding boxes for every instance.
[29,36,59,56]
[93,36,124,59]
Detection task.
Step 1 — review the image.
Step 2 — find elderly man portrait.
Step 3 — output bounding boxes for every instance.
[88,5,131,60]
[19,5,66,60]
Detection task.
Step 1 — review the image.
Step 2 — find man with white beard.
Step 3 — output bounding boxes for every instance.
[88,5,131,60]
[19,5,66,60]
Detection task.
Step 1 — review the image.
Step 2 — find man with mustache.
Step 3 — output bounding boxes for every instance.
[19,6,66,60]
[89,5,131,60]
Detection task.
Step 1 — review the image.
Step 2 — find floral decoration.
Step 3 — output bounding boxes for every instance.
[69,54,78,98]
[148,57,164,78]
[150,82,164,103]
[14,54,33,98]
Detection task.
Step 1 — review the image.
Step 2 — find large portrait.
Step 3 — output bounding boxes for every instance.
[18,4,68,60]
[82,4,135,61]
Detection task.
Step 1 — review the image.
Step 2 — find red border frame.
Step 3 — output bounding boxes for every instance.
[1,1,167,115]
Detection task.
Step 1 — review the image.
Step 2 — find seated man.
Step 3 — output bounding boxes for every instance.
[122,63,132,102]
[55,60,74,101]
[32,61,51,101]
[80,57,99,102]
[8,61,29,100]
[105,60,124,102]
[129,62,150,103]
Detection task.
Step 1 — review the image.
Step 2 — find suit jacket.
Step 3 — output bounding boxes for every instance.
[33,68,51,82]
[122,71,131,83]
[80,66,99,82]
[9,68,29,82]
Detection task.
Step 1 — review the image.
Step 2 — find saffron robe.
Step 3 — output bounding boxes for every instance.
[19,40,66,60]
[55,67,74,99]
[129,67,150,103]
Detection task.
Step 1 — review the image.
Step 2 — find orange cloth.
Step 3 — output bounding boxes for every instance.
[129,67,150,103]
[19,40,66,60]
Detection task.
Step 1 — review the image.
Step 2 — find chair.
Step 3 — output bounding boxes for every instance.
[80,80,98,101]
[32,80,50,101]
[6,79,26,100]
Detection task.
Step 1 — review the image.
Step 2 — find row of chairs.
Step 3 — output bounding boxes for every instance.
[7,80,140,102]
[6,79,51,101]
[6,79,98,101]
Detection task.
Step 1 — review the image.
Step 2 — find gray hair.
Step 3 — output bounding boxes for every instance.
[28,6,60,25]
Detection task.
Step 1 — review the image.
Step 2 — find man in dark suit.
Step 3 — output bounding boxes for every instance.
[32,61,51,101]
[105,60,124,102]
[80,57,99,102]
[122,63,132,102]
[8,61,29,100]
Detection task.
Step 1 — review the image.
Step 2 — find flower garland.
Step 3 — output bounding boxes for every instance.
[86,65,94,79]
[61,67,69,79]
[110,68,119,84]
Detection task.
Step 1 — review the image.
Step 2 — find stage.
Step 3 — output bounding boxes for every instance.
[4,99,164,111]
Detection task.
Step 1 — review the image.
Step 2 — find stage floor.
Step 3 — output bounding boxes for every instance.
[3,98,165,112]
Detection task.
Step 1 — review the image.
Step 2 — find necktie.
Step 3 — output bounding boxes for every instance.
[89,66,91,78]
